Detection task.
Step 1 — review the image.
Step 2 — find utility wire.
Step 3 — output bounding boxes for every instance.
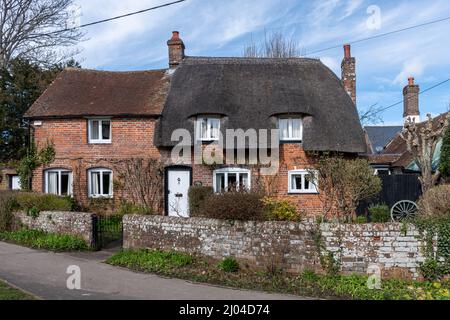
[304,16,450,56]
[364,78,450,115]
[47,0,187,35]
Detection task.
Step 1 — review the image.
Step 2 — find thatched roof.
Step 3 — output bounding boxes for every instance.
[156,57,366,153]
[24,68,170,119]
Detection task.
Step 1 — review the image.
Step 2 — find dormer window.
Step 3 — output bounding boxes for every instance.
[88,119,111,144]
[197,117,220,141]
[279,118,303,141]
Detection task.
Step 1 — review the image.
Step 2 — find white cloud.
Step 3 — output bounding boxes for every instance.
[393,57,426,85]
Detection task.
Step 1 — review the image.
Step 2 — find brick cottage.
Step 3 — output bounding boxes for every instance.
[24,32,367,217]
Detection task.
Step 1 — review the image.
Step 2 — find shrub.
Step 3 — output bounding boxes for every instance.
[263,197,301,222]
[0,229,88,251]
[218,257,240,273]
[417,185,450,218]
[439,120,450,180]
[198,189,266,221]
[0,191,17,232]
[188,186,214,217]
[369,204,391,223]
[14,193,73,215]
[354,216,367,224]
[116,202,153,215]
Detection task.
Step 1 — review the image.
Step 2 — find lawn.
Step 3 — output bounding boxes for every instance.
[107,249,450,300]
[0,280,35,300]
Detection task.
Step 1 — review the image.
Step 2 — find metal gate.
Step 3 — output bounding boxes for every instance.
[93,215,123,251]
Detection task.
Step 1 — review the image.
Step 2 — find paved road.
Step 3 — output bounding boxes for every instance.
[0,242,308,300]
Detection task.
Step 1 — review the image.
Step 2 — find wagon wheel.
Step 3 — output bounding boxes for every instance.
[391,200,418,222]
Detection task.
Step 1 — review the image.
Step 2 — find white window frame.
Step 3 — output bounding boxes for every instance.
[196,117,220,142]
[88,168,113,198]
[45,169,73,196]
[288,169,318,194]
[213,167,251,192]
[279,117,303,141]
[88,118,112,144]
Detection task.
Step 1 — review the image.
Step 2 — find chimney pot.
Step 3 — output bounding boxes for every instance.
[344,44,351,59]
[408,77,415,86]
[171,31,180,40]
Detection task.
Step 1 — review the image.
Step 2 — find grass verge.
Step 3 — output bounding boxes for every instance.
[0,280,35,300]
[0,229,88,252]
[107,249,450,300]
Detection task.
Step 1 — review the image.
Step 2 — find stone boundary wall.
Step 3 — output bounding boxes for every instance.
[123,215,428,280]
[13,211,95,245]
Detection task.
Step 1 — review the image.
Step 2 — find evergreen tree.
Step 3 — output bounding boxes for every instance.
[0,59,80,163]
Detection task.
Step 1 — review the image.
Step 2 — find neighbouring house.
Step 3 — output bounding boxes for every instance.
[366,77,449,175]
[23,32,367,217]
[0,167,21,191]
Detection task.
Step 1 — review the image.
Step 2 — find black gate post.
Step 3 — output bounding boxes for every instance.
[91,214,100,251]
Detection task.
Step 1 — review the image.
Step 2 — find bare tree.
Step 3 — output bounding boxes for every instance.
[243,31,299,58]
[359,103,385,126]
[402,113,450,193]
[0,0,83,68]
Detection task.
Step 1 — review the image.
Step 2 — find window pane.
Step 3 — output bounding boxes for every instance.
[216,173,225,192]
[48,172,59,195]
[91,172,100,195]
[201,118,208,139]
[91,121,99,140]
[102,172,111,195]
[279,119,289,139]
[210,119,220,139]
[292,119,302,139]
[292,175,302,190]
[239,173,249,189]
[228,173,237,191]
[61,173,69,196]
[102,121,111,140]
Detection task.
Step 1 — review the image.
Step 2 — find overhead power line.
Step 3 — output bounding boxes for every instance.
[368,78,450,115]
[48,0,187,35]
[304,16,450,56]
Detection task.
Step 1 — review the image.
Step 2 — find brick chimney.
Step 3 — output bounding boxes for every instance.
[403,77,420,123]
[167,31,185,69]
[341,44,356,105]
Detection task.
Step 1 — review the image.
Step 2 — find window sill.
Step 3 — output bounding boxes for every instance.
[288,191,319,195]
[89,195,114,199]
[88,141,112,145]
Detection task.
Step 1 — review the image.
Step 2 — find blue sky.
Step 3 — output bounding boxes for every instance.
[74,0,450,125]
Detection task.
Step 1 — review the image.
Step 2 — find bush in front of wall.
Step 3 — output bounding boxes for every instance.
[188,186,214,217]
[263,197,301,222]
[198,189,266,221]
[369,204,391,223]
[14,193,73,214]
[116,202,154,216]
[218,257,240,273]
[0,191,17,232]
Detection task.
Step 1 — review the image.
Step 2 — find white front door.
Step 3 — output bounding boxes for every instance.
[167,169,191,218]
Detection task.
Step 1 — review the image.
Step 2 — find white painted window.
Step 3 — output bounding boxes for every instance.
[279,118,303,141]
[288,170,318,194]
[88,168,113,198]
[88,119,111,144]
[213,168,251,192]
[45,169,73,196]
[197,117,220,141]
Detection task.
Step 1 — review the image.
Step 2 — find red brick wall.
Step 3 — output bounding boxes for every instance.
[32,119,332,216]
[31,118,167,208]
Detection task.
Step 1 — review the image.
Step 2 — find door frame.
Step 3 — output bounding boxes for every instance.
[164,165,193,217]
